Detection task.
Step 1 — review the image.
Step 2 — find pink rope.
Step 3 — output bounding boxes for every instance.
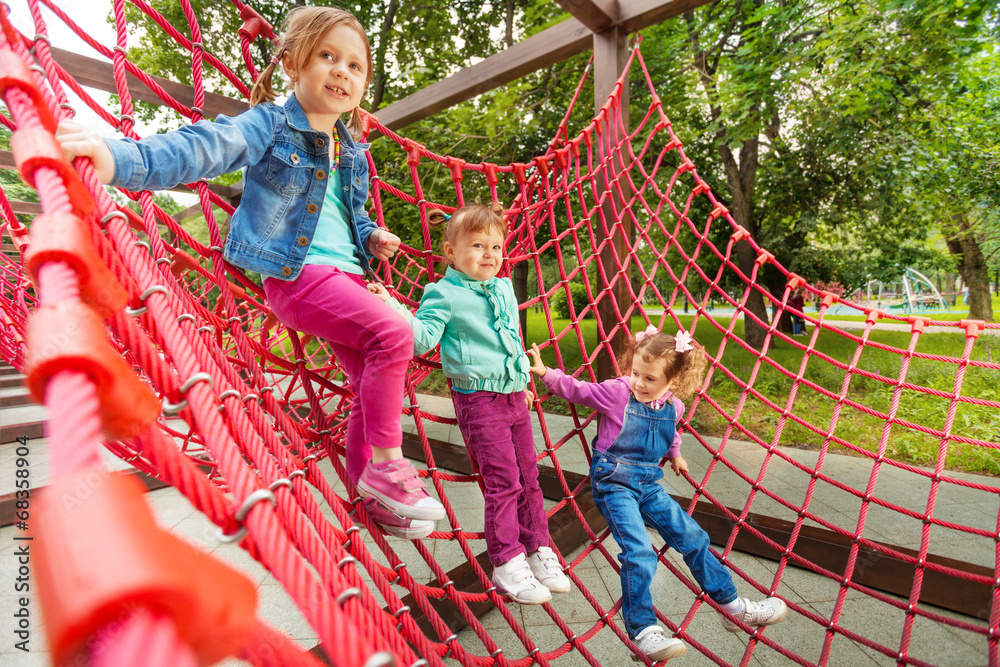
[1,3,998,665]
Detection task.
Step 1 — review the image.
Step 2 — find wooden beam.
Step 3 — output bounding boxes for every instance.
[372,19,592,132]
[305,429,993,653]
[373,0,714,133]
[9,201,41,216]
[594,26,632,381]
[553,0,617,33]
[616,0,708,33]
[49,46,249,120]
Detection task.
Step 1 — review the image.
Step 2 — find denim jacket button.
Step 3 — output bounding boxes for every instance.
[316,138,325,148]
[354,177,361,186]
[315,169,326,180]
[290,153,300,164]
[307,203,318,214]
[281,266,292,277]
[297,236,308,246]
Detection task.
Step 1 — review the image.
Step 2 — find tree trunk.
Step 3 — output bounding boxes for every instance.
[369,0,400,110]
[721,141,770,350]
[684,9,770,350]
[945,215,994,322]
[512,260,529,340]
[505,0,515,48]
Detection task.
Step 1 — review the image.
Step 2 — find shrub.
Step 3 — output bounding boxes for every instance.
[550,281,595,320]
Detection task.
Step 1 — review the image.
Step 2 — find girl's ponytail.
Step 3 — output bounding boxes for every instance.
[347,106,366,141]
[670,344,707,400]
[427,208,450,228]
[250,47,284,106]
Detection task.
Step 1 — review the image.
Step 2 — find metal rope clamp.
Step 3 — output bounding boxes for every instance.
[218,488,277,544]
[162,372,214,415]
[125,285,169,316]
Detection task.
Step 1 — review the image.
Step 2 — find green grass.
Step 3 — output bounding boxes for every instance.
[261,304,999,476]
[521,310,1000,476]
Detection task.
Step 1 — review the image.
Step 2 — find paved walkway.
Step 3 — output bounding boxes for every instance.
[1,394,995,666]
[821,319,998,336]
[648,304,998,336]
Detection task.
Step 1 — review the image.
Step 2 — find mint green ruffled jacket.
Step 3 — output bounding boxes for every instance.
[386,266,530,394]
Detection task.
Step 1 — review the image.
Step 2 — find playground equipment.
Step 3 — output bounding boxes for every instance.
[0,1,998,666]
[856,268,952,314]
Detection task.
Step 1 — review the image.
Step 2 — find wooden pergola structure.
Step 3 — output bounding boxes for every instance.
[2,0,988,656]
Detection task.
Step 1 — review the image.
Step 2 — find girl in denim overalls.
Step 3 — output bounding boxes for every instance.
[370,205,571,604]
[56,6,444,538]
[528,328,787,662]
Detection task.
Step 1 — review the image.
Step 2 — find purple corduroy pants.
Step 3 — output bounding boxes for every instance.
[452,390,550,566]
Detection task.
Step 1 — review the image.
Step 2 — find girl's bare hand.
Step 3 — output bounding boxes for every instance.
[670,455,689,477]
[367,282,391,301]
[56,120,115,183]
[369,229,401,261]
[526,343,547,377]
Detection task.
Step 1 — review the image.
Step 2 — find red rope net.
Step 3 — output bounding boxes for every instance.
[1,1,998,666]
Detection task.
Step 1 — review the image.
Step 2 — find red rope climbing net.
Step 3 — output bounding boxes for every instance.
[1,1,998,666]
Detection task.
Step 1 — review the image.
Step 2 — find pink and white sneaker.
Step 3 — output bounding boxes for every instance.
[361,498,435,540]
[357,459,446,521]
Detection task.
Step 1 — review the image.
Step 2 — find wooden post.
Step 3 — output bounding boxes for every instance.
[593,28,632,380]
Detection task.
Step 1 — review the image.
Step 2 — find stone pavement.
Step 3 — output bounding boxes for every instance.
[1,393,994,666]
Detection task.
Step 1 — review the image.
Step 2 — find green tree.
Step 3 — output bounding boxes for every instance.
[911,46,1000,321]
[638,0,997,346]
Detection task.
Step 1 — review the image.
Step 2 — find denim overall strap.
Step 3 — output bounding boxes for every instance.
[604,395,677,463]
[589,396,738,638]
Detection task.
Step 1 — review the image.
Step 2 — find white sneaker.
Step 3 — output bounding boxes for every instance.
[526,547,571,593]
[633,626,686,662]
[720,597,788,633]
[491,553,552,604]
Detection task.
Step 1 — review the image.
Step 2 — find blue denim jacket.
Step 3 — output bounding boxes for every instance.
[104,94,378,280]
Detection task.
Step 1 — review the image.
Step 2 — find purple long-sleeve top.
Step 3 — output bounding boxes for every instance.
[539,368,686,458]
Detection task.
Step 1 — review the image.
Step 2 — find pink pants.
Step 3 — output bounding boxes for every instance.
[264,265,413,483]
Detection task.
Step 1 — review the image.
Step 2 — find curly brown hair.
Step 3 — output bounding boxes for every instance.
[617,330,707,400]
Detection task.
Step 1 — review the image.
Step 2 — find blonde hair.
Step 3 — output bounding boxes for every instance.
[618,331,707,400]
[250,6,372,138]
[428,203,508,249]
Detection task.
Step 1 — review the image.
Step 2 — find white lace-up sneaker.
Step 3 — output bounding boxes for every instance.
[526,547,571,593]
[491,553,552,604]
[633,626,686,662]
[720,597,788,633]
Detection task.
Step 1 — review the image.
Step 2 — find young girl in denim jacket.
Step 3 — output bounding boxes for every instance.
[527,328,786,661]
[369,204,571,604]
[56,6,444,538]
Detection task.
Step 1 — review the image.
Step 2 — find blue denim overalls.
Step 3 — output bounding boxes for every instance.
[590,396,738,638]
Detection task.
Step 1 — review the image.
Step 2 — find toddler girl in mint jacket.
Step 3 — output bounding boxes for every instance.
[369,204,570,604]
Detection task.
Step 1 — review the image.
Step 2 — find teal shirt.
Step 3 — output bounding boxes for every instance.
[303,166,364,275]
[387,267,530,394]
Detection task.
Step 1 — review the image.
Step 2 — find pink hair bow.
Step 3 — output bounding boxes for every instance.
[635,325,658,342]
[674,330,694,353]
